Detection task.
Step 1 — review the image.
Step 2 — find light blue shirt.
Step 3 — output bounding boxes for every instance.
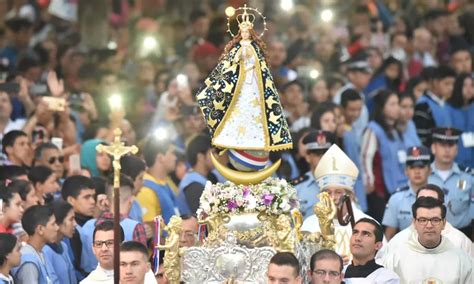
[402,120,421,148]
[334,83,369,145]
[382,185,416,230]
[294,171,320,220]
[428,163,474,229]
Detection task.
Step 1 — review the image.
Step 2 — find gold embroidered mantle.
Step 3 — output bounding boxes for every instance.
[196,41,292,151]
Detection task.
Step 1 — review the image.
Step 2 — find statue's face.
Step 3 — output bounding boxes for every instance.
[241,29,250,40]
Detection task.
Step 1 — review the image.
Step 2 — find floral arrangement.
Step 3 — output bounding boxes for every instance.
[197,177,299,218]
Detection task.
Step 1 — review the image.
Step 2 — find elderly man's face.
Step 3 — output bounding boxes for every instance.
[180,217,198,247]
[323,187,347,206]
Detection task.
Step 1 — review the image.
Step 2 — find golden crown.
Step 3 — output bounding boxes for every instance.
[236,5,255,31]
[226,4,267,37]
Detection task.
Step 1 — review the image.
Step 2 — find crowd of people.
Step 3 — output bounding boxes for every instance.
[0,0,473,283]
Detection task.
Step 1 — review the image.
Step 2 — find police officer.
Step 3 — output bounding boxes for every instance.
[291,130,335,219]
[382,146,431,240]
[429,127,473,238]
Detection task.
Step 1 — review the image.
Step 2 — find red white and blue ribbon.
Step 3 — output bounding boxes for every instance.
[228,149,267,170]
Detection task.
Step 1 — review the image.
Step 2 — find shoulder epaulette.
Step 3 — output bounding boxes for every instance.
[458,164,473,175]
[395,185,410,192]
[290,175,309,186]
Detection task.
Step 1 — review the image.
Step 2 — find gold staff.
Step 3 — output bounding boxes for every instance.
[96,128,138,284]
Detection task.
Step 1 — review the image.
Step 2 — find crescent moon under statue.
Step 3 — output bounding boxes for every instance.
[211,152,281,185]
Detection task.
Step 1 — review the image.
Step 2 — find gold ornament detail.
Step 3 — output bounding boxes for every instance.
[226,4,267,37]
[156,216,185,284]
[210,152,281,185]
[314,192,337,250]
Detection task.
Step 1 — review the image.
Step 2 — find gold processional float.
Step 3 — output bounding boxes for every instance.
[154,5,355,283]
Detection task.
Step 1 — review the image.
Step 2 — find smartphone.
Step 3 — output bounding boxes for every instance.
[32,128,46,144]
[69,154,81,173]
[68,92,85,105]
[43,96,66,111]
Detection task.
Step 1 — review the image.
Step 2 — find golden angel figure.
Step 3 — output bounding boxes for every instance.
[196,6,292,153]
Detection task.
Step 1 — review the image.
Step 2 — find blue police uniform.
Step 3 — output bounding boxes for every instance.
[291,130,336,219]
[382,145,431,231]
[293,172,319,220]
[429,163,473,229]
[382,185,416,230]
[293,130,335,219]
[429,127,474,230]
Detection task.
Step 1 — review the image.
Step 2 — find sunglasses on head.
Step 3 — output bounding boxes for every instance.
[48,156,64,164]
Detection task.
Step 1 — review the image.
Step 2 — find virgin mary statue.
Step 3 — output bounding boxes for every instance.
[196,6,292,154]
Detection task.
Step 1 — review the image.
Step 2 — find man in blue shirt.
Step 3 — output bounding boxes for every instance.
[382,146,431,240]
[428,127,473,238]
[179,134,213,214]
[13,205,58,284]
[292,130,334,220]
[414,66,456,146]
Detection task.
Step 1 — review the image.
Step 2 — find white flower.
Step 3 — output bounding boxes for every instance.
[280,179,288,187]
[201,201,211,213]
[279,199,291,211]
[246,195,257,210]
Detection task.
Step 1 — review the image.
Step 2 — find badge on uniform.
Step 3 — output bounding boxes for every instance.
[397,150,407,164]
[461,132,474,148]
[457,179,466,190]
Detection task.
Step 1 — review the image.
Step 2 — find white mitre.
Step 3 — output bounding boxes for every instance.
[313,144,359,191]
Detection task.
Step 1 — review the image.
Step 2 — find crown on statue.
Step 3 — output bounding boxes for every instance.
[237,5,255,31]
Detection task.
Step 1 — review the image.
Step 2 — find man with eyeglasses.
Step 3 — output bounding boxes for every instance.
[383,197,472,283]
[80,220,123,284]
[179,215,198,247]
[33,142,65,180]
[381,184,472,259]
[308,249,343,284]
[344,218,399,283]
[80,175,146,274]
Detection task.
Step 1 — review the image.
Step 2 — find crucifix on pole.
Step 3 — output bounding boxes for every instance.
[96,128,138,284]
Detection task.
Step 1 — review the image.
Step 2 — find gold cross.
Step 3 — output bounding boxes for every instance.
[96,128,139,188]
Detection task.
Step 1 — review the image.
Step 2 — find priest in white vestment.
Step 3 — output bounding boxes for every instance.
[300,144,376,262]
[383,197,472,284]
[379,184,473,261]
